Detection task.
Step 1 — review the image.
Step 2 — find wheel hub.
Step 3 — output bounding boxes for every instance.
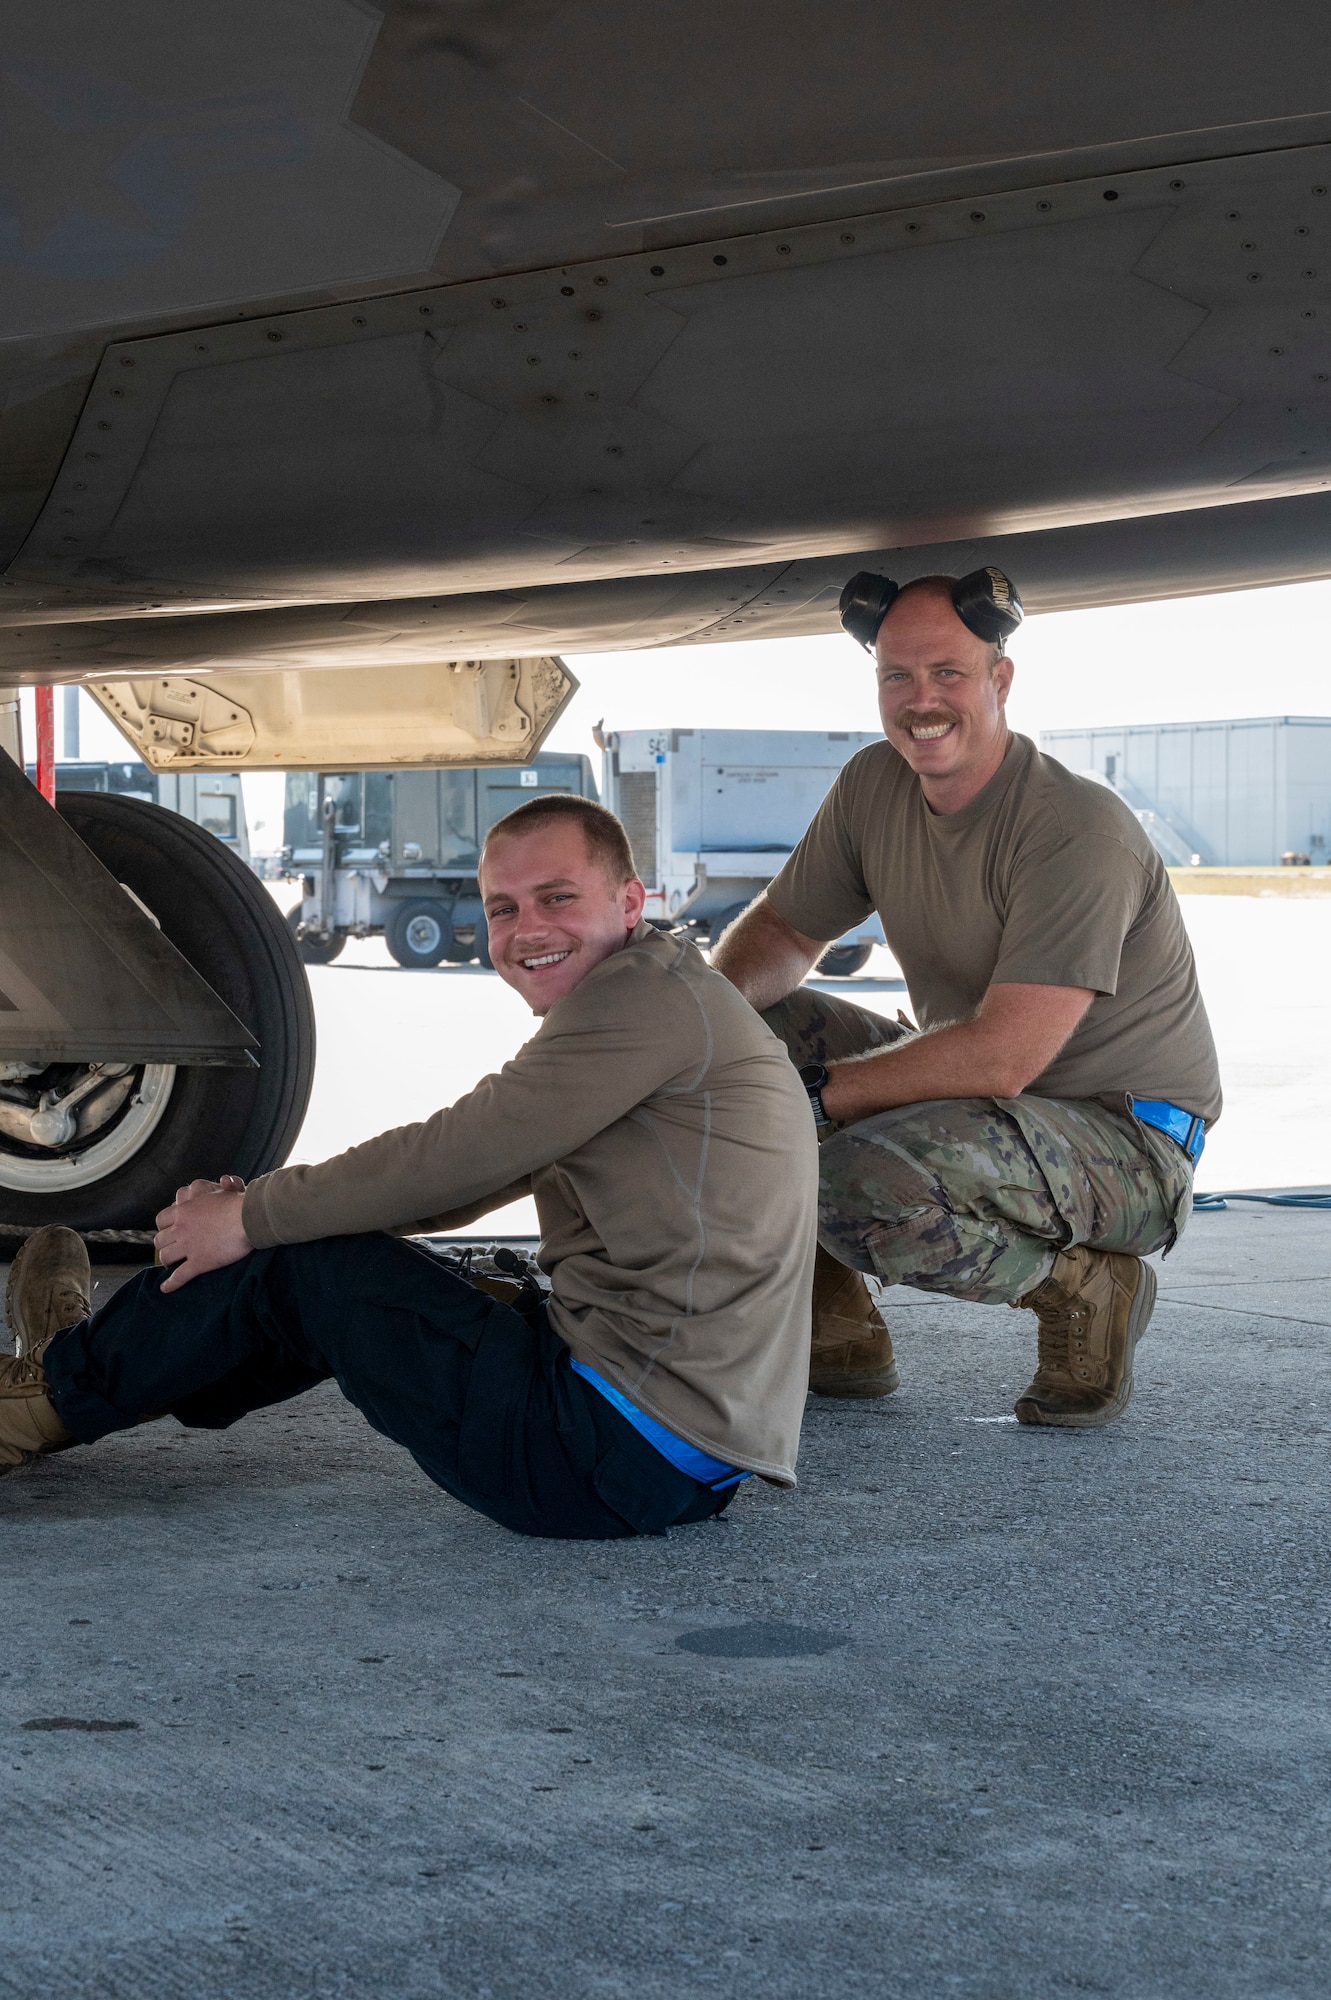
[0,1061,177,1191]
[405,913,443,955]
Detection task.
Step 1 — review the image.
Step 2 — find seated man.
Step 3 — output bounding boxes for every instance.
[714,568,1220,1427]
[0,796,818,1537]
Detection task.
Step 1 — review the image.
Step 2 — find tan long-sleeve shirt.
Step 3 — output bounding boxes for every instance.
[242,923,818,1483]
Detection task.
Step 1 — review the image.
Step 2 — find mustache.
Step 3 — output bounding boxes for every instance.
[894,708,961,731]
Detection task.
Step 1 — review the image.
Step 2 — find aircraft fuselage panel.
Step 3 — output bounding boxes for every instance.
[7,138,1331,632]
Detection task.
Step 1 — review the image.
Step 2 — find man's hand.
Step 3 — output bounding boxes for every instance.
[154,1176,253,1293]
[820,981,1095,1126]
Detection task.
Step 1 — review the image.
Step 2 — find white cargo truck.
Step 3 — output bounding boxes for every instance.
[601,728,886,975]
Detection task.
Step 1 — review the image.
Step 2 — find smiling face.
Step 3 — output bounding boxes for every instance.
[480,819,646,1014]
[874,581,1015,812]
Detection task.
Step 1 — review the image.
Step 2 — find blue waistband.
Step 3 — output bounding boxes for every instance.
[1132,1098,1206,1162]
[568,1358,748,1490]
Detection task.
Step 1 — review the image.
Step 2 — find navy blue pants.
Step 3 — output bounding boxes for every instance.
[42,1234,735,1540]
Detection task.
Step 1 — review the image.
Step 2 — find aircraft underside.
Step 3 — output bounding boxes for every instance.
[2,1,1328,1227]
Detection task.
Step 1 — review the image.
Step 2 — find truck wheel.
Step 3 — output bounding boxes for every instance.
[441,903,481,962]
[0,795,316,1238]
[473,914,494,970]
[707,902,750,950]
[817,941,874,978]
[285,906,345,966]
[386,899,453,969]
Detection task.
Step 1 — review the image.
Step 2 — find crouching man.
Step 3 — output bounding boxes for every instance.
[0,796,817,1537]
[715,570,1221,1427]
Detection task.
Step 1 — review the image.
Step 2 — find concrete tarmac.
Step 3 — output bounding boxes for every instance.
[3,1203,1329,1998]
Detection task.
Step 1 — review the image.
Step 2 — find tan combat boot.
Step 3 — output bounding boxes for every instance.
[808,1244,900,1398]
[1014,1245,1156,1428]
[6,1225,91,1359]
[0,1351,75,1477]
[0,1227,88,1478]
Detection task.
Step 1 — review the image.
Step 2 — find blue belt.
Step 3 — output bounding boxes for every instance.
[1132,1098,1206,1162]
[568,1358,749,1491]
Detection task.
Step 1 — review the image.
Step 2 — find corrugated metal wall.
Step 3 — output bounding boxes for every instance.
[1040,717,1331,864]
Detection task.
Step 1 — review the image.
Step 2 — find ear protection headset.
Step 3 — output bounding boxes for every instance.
[839,565,1024,653]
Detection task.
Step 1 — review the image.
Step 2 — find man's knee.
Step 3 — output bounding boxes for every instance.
[251,1232,428,1326]
[817,1100,1006,1217]
[761,986,908,1067]
[263,1232,412,1286]
[260,1232,500,1353]
[813,1111,940,1277]
[815,1101,1057,1303]
[816,1171,1048,1305]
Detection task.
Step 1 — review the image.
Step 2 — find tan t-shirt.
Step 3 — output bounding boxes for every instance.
[765,733,1221,1122]
[242,923,818,1484]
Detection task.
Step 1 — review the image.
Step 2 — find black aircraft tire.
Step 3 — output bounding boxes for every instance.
[816,941,874,978]
[386,899,454,969]
[0,795,316,1238]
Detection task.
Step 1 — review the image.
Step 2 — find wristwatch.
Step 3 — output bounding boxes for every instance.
[797,1061,832,1128]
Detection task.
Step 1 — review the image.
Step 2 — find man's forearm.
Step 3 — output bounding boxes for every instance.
[711,896,826,1011]
[241,968,709,1249]
[820,1020,1028,1123]
[389,1177,534,1239]
[819,980,1095,1124]
[242,1115,537,1250]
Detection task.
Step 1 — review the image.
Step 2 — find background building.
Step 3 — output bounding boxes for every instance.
[1040,716,1331,865]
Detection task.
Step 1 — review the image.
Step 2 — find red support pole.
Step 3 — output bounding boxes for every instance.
[35,686,56,803]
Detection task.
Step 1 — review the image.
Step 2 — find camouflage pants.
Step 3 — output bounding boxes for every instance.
[761,988,1194,1305]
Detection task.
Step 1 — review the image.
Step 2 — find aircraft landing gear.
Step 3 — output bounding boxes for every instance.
[0,795,315,1240]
